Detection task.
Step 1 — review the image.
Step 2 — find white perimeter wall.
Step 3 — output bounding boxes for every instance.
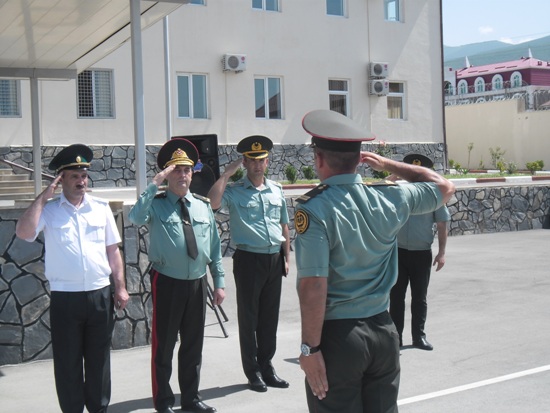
[446,99,550,169]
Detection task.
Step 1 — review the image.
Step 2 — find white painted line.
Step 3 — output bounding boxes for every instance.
[398,365,550,406]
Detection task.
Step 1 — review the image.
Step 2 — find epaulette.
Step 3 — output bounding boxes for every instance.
[193,193,210,203]
[295,184,329,204]
[227,181,244,187]
[154,192,167,199]
[364,180,397,186]
[46,196,61,204]
[271,180,282,187]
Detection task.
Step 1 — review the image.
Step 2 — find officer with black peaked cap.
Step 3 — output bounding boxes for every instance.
[15,141,129,413]
[207,133,291,393]
[129,138,225,413]
[48,143,93,174]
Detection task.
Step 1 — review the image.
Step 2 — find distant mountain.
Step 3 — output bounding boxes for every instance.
[444,35,550,70]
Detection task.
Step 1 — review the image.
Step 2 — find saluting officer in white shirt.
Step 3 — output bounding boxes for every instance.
[16,144,129,413]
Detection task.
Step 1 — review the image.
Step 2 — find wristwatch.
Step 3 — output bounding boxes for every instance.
[300,343,321,356]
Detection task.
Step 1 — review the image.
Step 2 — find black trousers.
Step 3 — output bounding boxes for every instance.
[389,248,432,341]
[305,312,400,413]
[233,249,283,380]
[50,285,114,413]
[150,271,207,411]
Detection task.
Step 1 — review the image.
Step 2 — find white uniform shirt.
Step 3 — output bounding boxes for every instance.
[29,193,121,292]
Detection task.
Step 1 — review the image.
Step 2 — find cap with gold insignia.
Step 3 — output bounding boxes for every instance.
[48,144,93,174]
[302,109,375,152]
[157,138,199,170]
[403,153,433,168]
[237,135,273,159]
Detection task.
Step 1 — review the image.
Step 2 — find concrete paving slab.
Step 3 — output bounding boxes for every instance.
[1,229,549,412]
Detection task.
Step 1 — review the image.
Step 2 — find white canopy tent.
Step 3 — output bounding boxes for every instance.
[0,0,188,195]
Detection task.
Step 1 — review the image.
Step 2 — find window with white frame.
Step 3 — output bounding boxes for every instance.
[255,77,282,119]
[387,82,405,120]
[177,73,208,119]
[511,71,522,88]
[0,79,20,117]
[77,70,114,118]
[457,79,468,95]
[326,0,345,16]
[328,79,349,116]
[474,77,485,93]
[384,0,401,22]
[252,0,279,11]
[492,74,503,90]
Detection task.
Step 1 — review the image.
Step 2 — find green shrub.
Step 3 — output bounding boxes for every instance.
[506,162,518,175]
[285,164,298,184]
[302,166,316,180]
[526,160,544,175]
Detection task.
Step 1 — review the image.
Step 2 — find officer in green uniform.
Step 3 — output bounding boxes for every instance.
[295,110,455,413]
[207,135,291,393]
[389,154,451,351]
[129,138,224,413]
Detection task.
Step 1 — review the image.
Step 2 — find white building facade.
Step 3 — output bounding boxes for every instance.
[1,0,445,169]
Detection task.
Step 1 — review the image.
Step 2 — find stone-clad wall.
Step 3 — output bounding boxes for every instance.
[0,142,445,185]
[1,182,548,366]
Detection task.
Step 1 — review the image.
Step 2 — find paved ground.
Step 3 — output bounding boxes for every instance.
[1,229,550,412]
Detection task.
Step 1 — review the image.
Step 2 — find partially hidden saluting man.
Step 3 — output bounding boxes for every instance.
[294,110,455,413]
[128,138,225,413]
[16,144,129,413]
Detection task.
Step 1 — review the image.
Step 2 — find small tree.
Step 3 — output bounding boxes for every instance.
[371,141,392,179]
[467,142,474,170]
[526,160,544,175]
[285,164,298,184]
[302,166,316,180]
[489,147,506,169]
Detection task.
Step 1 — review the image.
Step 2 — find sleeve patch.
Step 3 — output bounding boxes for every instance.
[294,210,309,234]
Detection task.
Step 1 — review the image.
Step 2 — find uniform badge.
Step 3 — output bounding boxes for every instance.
[294,210,309,234]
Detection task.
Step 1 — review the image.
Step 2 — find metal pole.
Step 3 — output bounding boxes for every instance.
[130,0,147,195]
[163,16,172,140]
[30,76,42,196]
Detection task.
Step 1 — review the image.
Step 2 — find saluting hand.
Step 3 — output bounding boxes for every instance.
[360,151,386,172]
[152,164,175,187]
[223,158,243,178]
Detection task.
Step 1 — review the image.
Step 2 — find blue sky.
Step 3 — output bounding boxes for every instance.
[442,0,550,47]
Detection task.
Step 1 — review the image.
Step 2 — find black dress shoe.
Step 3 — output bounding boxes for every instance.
[181,401,217,413]
[157,407,175,413]
[412,337,433,351]
[264,374,289,388]
[248,375,268,392]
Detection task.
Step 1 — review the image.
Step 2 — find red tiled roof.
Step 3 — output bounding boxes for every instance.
[457,57,550,78]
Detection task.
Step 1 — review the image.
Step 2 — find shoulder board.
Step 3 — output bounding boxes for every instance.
[193,193,210,203]
[270,180,282,187]
[364,180,397,186]
[227,181,244,187]
[46,196,60,205]
[154,192,167,199]
[90,196,109,204]
[295,184,330,204]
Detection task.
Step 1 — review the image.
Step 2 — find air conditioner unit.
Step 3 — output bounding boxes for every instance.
[369,79,389,96]
[369,62,389,78]
[222,54,247,72]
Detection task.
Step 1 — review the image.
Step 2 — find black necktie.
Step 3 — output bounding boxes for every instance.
[179,199,198,260]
